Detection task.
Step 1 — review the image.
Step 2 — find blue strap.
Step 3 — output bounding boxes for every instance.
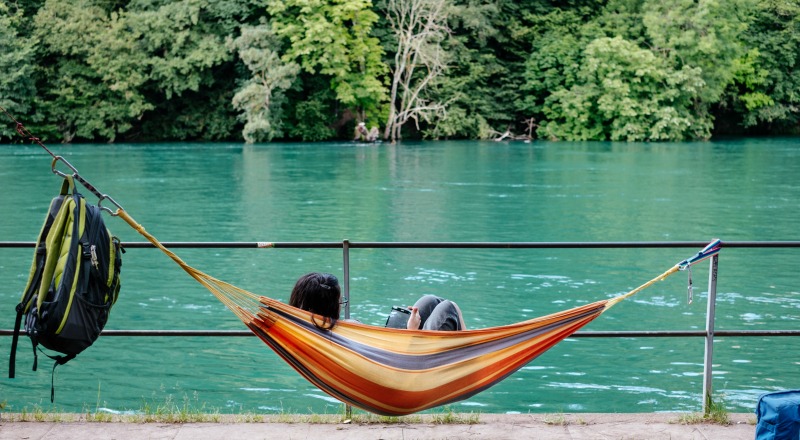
[678,239,722,270]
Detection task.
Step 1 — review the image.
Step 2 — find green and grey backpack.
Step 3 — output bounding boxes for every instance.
[9,176,122,398]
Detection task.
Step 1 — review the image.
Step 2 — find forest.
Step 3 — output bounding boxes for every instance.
[1,0,799,143]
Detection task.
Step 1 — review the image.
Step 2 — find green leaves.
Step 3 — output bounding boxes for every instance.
[229,23,299,143]
[1,0,798,142]
[539,37,710,141]
[117,1,232,99]
[728,0,800,130]
[525,0,761,141]
[12,0,245,142]
[0,2,37,139]
[268,0,387,117]
[32,0,149,141]
[642,0,754,104]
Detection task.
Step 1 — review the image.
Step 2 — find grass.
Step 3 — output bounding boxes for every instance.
[347,407,480,425]
[0,392,745,427]
[676,398,732,425]
[132,391,223,423]
[1,399,480,425]
[542,413,587,426]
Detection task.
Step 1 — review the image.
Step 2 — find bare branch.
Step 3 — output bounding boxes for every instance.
[384,0,451,142]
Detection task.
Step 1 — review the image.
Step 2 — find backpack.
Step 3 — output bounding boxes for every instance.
[9,176,123,400]
[755,389,800,440]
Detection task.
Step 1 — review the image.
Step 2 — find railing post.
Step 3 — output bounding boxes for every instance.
[342,239,351,320]
[702,253,719,414]
[342,239,352,419]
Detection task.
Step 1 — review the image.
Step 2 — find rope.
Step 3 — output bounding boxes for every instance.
[605,240,722,310]
[0,105,58,159]
[116,209,262,323]
[0,105,124,214]
[605,265,680,309]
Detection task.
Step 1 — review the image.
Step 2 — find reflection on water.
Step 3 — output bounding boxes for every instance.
[1,140,798,414]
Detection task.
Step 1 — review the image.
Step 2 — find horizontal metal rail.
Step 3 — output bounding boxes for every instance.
[2,240,796,340]
[2,240,800,249]
[2,239,797,415]
[3,329,800,337]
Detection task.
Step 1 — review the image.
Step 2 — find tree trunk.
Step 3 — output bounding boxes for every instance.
[384,0,451,142]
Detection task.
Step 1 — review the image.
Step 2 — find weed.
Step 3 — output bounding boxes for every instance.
[346,407,479,425]
[677,398,731,425]
[3,398,483,425]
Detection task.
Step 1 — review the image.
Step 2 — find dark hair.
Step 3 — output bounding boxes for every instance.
[289,272,342,328]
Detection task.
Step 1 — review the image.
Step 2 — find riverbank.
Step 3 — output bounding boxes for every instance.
[0,412,756,439]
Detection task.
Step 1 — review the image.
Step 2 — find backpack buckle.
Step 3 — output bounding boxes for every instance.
[90,245,99,269]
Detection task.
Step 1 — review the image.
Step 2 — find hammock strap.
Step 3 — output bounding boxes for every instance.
[115,208,260,322]
[605,239,722,310]
[604,265,680,309]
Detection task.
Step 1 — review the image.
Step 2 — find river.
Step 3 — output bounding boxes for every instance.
[1,139,798,415]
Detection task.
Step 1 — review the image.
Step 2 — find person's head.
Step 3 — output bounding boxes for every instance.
[289,272,342,321]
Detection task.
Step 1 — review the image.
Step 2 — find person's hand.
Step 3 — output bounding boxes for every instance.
[407,306,421,330]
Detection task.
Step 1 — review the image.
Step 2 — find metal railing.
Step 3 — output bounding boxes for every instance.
[3,240,799,415]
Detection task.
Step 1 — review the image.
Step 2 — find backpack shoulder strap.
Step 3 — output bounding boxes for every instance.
[8,304,25,378]
[9,177,75,379]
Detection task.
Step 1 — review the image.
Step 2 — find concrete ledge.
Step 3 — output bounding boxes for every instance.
[0,412,756,440]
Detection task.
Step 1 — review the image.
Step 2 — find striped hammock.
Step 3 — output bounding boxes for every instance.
[118,210,720,416]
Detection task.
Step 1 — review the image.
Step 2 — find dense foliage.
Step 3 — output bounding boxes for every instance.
[1,0,799,143]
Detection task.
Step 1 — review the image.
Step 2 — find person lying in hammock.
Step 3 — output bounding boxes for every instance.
[289,272,466,330]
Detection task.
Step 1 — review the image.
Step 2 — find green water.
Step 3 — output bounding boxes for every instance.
[1,140,798,415]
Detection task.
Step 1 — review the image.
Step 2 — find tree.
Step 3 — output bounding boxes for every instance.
[728,0,800,132]
[289,94,339,141]
[0,1,37,140]
[538,36,709,141]
[518,2,641,140]
[383,0,451,141]
[424,0,514,140]
[113,0,239,141]
[3,0,797,141]
[29,0,247,142]
[32,0,153,142]
[642,0,756,108]
[267,0,387,127]
[229,22,299,143]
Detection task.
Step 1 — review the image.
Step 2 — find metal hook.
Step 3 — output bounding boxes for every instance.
[51,156,124,216]
[51,156,79,178]
[98,194,124,216]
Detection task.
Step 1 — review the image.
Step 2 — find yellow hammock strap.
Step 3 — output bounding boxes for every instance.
[604,264,681,310]
[115,209,261,323]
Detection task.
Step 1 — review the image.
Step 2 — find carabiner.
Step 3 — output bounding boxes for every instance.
[98,194,124,216]
[51,156,79,178]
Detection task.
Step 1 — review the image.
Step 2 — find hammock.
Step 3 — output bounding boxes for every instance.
[2,108,715,414]
[116,209,721,416]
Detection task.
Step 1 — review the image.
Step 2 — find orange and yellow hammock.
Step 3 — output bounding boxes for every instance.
[117,210,720,416]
